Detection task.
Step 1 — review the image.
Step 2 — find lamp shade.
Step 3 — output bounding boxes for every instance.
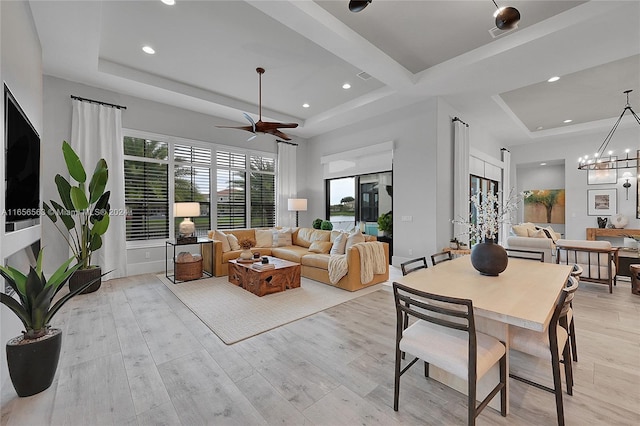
[287,198,308,212]
[174,202,200,218]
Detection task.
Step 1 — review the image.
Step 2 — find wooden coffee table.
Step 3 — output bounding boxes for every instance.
[228,256,301,297]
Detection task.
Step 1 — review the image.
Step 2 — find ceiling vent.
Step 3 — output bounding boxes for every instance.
[489,24,518,39]
[357,71,372,81]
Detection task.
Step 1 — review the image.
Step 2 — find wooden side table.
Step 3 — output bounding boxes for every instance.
[443,247,471,256]
[630,264,640,295]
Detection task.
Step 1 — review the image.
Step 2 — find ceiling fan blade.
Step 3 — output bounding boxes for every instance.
[270,129,292,140]
[275,123,298,129]
[216,125,255,132]
[243,112,256,132]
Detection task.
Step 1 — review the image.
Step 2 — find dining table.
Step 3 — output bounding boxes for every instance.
[394,255,573,413]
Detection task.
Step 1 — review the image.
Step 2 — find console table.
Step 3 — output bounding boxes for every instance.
[586,228,640,240]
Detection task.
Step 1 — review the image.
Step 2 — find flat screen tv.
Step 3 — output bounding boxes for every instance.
[4,85,40,228]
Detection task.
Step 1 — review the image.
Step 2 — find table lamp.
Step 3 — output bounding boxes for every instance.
[287,198,307,227]
[174,202,200,239]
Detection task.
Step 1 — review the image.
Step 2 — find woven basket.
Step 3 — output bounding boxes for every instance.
[175,258,203,281]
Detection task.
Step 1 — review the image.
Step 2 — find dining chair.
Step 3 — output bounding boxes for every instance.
[566,264,583,362]
[505,248,545,262]
[392,282,507,426]
[400,257,428,276]
[509,276,578,426]
[430,251,453,266]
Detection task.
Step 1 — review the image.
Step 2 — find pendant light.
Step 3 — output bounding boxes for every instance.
[578,90,640,171]
[349,0,371,13]
[492,1,521,30]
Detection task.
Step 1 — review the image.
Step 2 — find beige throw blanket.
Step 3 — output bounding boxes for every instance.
[328,254,349,285]
[354,241,387,284]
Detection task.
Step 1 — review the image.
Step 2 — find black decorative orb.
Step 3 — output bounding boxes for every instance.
[349,0,372,13]
[495,6,520,30]
[470,239,509,276]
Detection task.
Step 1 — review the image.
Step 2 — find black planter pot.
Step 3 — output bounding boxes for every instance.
[470,239,508,276]
[69,266,102,294]
[6,328,62,397]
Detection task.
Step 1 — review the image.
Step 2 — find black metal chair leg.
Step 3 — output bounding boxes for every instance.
[563,342,573,395]
[569,320,578,362]
[394,346,402,411]
[551,345,565,426]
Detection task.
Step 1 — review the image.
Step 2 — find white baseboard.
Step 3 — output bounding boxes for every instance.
[126,260,165,276]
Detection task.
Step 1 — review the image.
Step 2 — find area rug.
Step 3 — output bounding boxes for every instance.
[158,274,383,344]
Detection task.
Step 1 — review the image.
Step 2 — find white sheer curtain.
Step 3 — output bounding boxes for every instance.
[453,118,470,244]
[71,99,126,279]
[277,142,297,227]
[501,148,512,245]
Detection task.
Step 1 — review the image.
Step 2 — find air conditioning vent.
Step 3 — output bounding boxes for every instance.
[489,24,518,39]
[357,71,372,80]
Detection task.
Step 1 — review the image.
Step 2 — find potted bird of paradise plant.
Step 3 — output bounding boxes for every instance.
[43,141,110,293]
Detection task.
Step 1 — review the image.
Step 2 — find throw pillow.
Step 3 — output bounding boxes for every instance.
[227,233,241,250]
[310,230,331,243]
[527,228,548,239]
[309,241,333,254]
[345,230,365,252]
[511,224,530,237]
[330,232,348,255]
[295,228,314,248]
[214,230,231,253]
[255,229,274,248]
[272,228,293,247]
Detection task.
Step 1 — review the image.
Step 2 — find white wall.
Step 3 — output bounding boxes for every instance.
[1,0,43,389]
[510,127,639,240]
[303,97,504,265]
[42,76,309,275]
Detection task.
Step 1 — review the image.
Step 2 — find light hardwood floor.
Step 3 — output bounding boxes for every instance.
[2,269,639,425]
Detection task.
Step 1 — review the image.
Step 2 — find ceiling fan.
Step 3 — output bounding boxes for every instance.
[217,67,298,141]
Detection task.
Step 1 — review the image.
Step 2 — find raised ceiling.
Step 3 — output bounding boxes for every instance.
[29,0,640,145]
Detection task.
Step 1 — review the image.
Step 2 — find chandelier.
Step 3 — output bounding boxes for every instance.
[578,90,640,171]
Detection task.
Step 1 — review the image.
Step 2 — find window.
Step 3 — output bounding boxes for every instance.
[124,132,277,240]
[174,144,211,235]
[124,137,170,241]
[250,155,276,228]
[216,150,247,229]
[325,171,392,233]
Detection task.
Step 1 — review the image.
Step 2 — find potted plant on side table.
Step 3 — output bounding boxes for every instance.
[0,250,101,396]
[43,141,111,293]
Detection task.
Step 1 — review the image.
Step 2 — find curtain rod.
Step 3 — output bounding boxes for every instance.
[276,139,298,146]
[452,117,468,127]
[70,95,127,110]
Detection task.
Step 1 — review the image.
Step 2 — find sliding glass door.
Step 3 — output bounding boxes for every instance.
[325,171,392,233]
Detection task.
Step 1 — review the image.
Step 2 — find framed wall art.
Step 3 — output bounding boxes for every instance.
[587,189,617,216]
[587,157,617,184]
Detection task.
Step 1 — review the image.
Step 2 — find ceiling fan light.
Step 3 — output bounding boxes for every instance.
[495,6,520,30]
[349,0,371,13]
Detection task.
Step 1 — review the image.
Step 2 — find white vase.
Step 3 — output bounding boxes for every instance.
[239,249,253,260]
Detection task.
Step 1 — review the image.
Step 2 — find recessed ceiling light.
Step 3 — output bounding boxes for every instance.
[540,162,547,166]
[342,83,351,89]
[161,0,175,5]
[547,76,560,82]
[563,119,572,123]
[142,45,155,55]
[302,103,310,108]
[536,126,543,130]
